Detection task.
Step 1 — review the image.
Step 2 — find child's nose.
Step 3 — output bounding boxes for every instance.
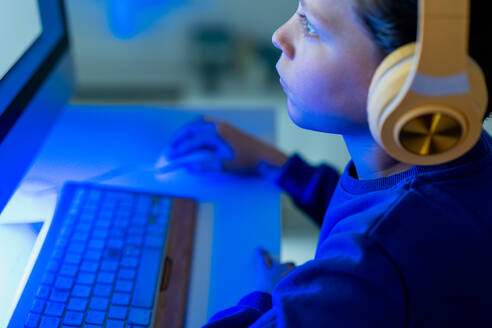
[272,23,295,60]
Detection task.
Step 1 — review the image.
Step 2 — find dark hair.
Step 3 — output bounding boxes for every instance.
[353,0,491,121]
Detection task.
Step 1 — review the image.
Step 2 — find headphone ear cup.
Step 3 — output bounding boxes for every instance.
[368,43,488,165]
[367,43,416,147]
[467,57,489,118]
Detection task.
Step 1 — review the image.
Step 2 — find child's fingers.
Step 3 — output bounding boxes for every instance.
[255,247,273,268]
[281,262,296,275]
[169,118,216,148]
[168,135,229,160]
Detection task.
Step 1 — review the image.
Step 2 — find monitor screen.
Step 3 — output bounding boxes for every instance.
[0,0,42,83]
[0,0,66,141]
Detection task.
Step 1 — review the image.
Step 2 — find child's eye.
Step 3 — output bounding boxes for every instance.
[298,14,317,37]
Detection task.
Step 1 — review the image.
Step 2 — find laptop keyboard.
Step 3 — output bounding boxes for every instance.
[24,184,172,328]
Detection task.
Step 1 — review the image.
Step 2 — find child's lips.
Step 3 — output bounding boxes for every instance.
[279,77,289,93]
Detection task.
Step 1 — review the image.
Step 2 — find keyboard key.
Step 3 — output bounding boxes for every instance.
[67,241,85,254]
[46,260,59,272]
[132,216,147,225]
[36,286,51,299]
[25,313,40,327]
[128,225,145,235]
[100,260,118,272]
[113,219,130,229]
[59,264,78,277]
[107,239,124,250]
[54,276,74,290]
[31,299,46,313]
[79,213,96,223]
[123,246,140,257]
[49,290,69,303]
[63,311,84,326]
[44,301,65,316]
[39,315,61,328]
[92,229,109,239]
[64,253,82,265]
[55,238,69,248]
[72,231,89,242]
[94,220,111,229]
[80,260,99,272]
[51,248,64,260]
[104,248,121,261]
[59,225,73,237]
[88,189,102,201]
[126,235,143,246]
[118,268,136,280]
[93,284,112,297]
[67,297,88,312]
[75,222,92,232]
[114,280,133,293]
[88,239,105,250]
[132,248,161,308]
[128,308,151,326]
[96,272,115,284]
[77,272,96,285]
[135,195,152,214]
[106,319,125,328]
[72,284,92,298]
[89,297,109,311]
[111,292,131,306]
[41,272,55,285]
[120,257,138,268]
[85,310,105,325]
[85,250,102,261]
[108,305,127,320]
[98,210,113,221]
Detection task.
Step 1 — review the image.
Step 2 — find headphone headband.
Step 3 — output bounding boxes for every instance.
[416,0,469,77]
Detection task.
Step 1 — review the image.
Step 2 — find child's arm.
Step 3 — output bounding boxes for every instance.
[202,231,406,328]
[275,154,341,226]
[161,117,340,226]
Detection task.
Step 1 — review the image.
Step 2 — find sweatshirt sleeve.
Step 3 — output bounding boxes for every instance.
[203,291,272,328]
[203,232,407,328]
[274,154,341,227]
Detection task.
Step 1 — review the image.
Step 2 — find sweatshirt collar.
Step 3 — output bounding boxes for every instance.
[341,128,492,194]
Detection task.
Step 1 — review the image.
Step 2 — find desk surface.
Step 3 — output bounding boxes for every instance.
[2,104,281,327]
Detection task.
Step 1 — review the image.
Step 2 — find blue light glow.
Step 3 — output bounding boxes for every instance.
[108,0,189,39]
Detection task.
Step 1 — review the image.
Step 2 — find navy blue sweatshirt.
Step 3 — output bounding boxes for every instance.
[204,128,492,328]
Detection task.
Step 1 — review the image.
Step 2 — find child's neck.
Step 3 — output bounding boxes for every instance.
[342,132,414,180]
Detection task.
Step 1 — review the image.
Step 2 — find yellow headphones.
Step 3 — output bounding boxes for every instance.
[367,0,488,165]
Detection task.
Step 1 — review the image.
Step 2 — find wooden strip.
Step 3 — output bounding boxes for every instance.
[154,198,197,328]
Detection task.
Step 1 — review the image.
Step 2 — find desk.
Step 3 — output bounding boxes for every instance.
[2,104,281,327]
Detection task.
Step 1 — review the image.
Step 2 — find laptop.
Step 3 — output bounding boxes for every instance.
[0,0,197,327]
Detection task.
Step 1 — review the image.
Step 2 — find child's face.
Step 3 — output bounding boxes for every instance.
[273,0,384,135]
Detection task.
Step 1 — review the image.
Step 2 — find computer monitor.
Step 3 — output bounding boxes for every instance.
[0,0,75,214]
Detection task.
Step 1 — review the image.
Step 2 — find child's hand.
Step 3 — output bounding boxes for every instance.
[254,247,296,294]
[156,116,288,176]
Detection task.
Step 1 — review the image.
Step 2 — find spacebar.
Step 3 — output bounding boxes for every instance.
[132,248,162,308]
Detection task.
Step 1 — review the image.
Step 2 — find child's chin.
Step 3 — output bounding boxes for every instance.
[286,103,309,129]
[286,101,335,132]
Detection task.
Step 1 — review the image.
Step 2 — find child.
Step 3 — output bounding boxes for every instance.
[163,0,492,326]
